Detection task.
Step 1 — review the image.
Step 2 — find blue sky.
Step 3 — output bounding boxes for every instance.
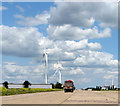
[1,2,118,88]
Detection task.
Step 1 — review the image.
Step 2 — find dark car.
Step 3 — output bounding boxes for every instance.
[64,80,75,92]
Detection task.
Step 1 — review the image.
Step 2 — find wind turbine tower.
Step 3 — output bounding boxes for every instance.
[58,67,61,83]
[112,77,114,86]
[58,60,62,83]
[43,50,48,84]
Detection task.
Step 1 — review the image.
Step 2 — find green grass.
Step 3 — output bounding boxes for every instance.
[100,89,119,91]
[0,87,63,96]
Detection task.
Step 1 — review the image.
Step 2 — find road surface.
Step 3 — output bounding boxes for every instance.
[2,90,118,104]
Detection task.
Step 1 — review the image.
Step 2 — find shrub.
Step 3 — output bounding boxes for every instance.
[0,87,7,96]
[5,88,17,96]
[17,88,29,94]
[29,88,36,93]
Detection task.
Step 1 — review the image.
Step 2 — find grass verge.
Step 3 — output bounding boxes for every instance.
[0,87,63,96]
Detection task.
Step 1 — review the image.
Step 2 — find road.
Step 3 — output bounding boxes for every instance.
[2,90,118,104]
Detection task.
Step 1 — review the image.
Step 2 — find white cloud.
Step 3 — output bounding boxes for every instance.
[77,78,91,84]
[65,50,118,68]
[49,2,117,28]
[0,6,8,11]
[1,25,117,71]
[54,40,101,52]
[1,25,44,57]
[69,68,85,75]
[4,62,17,65]
[47,25,111,40]
[93,68,105,74]
[49,2,95,27]
[88,42,102,50]
[2,59,118,87]
[107,71,118,74]
[14,11,50,26]
[2,62,45,83]
[34,39,96,62]
[65,40,88,51]
[16,6,24,12]
[104,75,113,79]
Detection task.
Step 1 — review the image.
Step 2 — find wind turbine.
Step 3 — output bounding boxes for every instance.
[43,49,48,84]
[49,61,62,83]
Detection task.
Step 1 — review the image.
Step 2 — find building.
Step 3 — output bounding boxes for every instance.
[0,83,52,89]
[101,84,110,90]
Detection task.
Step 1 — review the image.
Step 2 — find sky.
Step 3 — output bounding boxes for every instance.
[0,1,118,89]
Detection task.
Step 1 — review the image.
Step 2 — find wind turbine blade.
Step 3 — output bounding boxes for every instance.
[49,69,58,79]
[53,69,58,77]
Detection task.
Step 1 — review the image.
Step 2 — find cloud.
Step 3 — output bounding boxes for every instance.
[4,62,17,65]
[80,78,91,83]
[49,2,95,27]
[104,75,113,79]
[1,25,117,70]
[14,11,50,26]
[69,68,85,75]
[62,50,118,68]
[88,42,102,50]
[107,70,118,74]
[47,25,111,40]
[2,60,118,88]
[1,25,44,57]
[2,62,45,83]
[34,40,101,62]
[65,40,88,50]
[16,6,24,12]
[0,6,8,11]
[49,2,117,28]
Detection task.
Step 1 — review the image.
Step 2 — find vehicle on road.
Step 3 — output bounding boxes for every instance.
[63,80,75,92]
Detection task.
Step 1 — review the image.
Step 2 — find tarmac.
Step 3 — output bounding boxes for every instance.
[2,90,118,104]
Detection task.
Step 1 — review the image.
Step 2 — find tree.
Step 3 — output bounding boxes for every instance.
[23,81,31,88]
[50,83,55,89]
[3,81,8,89]
[55,82,62,89]
[96,86,102,91]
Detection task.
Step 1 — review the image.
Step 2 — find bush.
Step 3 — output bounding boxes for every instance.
[0,87,7,96]
[6,88,17,95]
[17,88,29,94]
[35,88,42,92]
[29,88,36,93]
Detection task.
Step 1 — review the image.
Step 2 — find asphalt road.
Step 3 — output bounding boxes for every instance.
[2,90,118,104]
